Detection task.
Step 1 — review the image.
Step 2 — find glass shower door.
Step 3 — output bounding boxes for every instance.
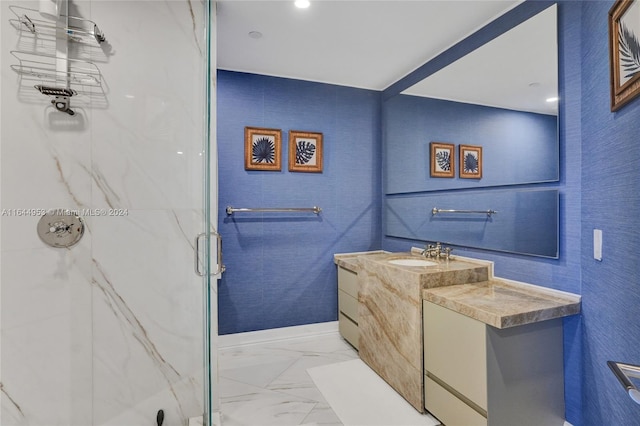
[0,1,215,425]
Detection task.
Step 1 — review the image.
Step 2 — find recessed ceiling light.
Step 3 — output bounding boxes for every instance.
[248,31,262,39]
[295,0,310,9]
[546,97,559,103]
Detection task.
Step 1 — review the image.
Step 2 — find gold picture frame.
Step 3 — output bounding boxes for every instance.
[609,0,640,111]
[289,130,323,173]
[430,142,455,178]
[244,126,282,171]
[459,144,482,179]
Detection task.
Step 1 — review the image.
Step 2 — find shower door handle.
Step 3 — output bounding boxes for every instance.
[195,231,225,277]
[212,230,225,275]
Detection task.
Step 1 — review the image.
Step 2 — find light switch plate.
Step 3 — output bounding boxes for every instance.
[594,229,602,261]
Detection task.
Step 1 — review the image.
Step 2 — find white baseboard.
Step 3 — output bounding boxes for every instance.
[218,321,339,349]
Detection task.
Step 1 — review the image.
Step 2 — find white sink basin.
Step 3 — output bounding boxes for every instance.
[388,258,437,267]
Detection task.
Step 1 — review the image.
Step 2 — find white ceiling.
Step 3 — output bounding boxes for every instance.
[216,1,558,115]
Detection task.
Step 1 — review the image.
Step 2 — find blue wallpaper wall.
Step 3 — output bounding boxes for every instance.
[382,2,584,423]
[580,1,640,425]
[217,71,382,334]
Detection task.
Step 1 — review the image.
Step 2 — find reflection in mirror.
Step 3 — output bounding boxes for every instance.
[386,189,559,258]
[403,5,557,116]
[383,4,559,258]
[384,4,558,194]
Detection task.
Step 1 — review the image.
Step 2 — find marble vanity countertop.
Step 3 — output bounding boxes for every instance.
[333,250,389,272]
[422,279,581,329]
[356,252,491,289]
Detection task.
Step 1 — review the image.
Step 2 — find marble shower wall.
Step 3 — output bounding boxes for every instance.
[1,1,210,425]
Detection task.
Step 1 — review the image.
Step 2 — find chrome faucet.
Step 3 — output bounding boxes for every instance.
[421,242,452,259]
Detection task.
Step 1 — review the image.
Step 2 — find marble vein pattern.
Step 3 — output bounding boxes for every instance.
[422,279,581,329]
[0,243,94,425]
[186,0,204,55]
[89,165,122,209]
[218,334,358,425]
[92,257,183,391]
[1,1,210,425]
[357,257,425,413]
[1,383,25,423]
[54,153,87,209]
[356,252,490,413]
[91,211,205,426]
[333,250,388,273]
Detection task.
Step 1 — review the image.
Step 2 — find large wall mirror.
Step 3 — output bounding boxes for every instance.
[383,3,559,258]
[384,4,558,194]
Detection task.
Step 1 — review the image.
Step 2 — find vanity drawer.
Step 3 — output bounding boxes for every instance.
[339,312,359,350]
[425,376,487,426]
[338,289,358,323]
[423,301,487,410]
[337,266,358,298]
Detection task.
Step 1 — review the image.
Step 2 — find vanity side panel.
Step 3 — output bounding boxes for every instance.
[338,290,358,323]
[337,266,359,349]
[338,313,359,350]
[338,266,358,298]
[358,264,424,412]
[486,319,565,426]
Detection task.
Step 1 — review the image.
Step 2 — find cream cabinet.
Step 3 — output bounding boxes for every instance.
[337,266,359,350]
[423,301,566,426]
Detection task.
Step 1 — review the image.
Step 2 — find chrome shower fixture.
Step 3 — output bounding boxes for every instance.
[35,84,77,115]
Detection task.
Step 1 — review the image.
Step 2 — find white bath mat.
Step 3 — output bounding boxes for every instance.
[307,359,440,426]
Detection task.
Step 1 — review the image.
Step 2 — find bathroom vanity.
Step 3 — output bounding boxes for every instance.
[334,250,580,425]
[423,280,580,425]
[356,251,490,413]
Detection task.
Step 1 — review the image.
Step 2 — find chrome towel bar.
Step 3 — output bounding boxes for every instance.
[226,206,322,215]
[432,207,497,217]
[608,361,640,405]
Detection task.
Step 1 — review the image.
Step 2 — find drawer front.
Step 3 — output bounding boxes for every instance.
[425,376,487,426]
[337,267,358,298]
[338,289,358,323]
[339,312,359,350]
[423,301,487,410]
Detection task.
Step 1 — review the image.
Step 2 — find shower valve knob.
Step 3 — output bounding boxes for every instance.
[37,211,84,248]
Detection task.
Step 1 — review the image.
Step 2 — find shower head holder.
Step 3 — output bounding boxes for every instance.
[34,85,77,115]
[51,96,75,115]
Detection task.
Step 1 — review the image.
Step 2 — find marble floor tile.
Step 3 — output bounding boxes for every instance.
[218,377,318,426]
[218,331,358,426]
[220,357,299,389]
[300,401,343,426]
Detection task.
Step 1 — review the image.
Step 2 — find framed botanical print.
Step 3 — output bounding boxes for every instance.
[609,0,640,111]
[245,126,282,171]
[459,144,482,179]
[289,130,323,173]
[430,142,455,178]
